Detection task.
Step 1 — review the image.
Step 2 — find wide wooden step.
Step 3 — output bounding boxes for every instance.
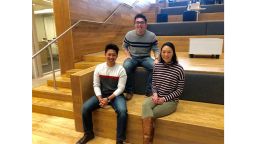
[158,35,224,52]
[81,51,126,64]
[32,97,73,119]
[47,76,71,88]
[65,69,83,78]
[168,12,224,22]
[83,55,106,62]
[33,113,117,144]
[79,95,224,144]
[74,61,102,69]
[32,85,72,102]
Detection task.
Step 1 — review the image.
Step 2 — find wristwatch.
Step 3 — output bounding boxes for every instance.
[107,97,111,103]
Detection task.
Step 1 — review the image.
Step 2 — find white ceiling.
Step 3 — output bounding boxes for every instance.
[32,0,52,11]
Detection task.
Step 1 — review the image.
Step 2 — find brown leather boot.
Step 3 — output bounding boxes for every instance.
[142,117,154,144]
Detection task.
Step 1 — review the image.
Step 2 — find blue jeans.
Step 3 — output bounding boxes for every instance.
[81,95,127,141]
[123,56,154,94]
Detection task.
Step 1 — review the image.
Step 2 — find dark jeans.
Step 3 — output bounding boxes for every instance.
[123,56,154,94]
[81,95,127,141]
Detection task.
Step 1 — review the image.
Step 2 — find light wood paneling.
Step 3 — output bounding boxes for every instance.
[143,4,159,23]
[168,14,183,22]
[53,0,74,74]
[69,0,151,25]
[72,22,132,61]
[70,66,96,131]
[53,0,153,73]
[199,12,224,21]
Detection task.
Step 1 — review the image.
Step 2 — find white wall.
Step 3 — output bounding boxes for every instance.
[34,14,58,55]
[35,15,46,41]
[43,14,57,40]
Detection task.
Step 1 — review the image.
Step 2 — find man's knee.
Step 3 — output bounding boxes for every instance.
[116,108,127,117]
[82,102,93,115]
[123,58,138,71]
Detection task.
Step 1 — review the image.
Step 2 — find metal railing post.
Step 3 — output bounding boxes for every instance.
[48,46,57,89]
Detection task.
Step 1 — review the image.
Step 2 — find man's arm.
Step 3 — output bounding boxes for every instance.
[123,34,132,59]
[112,67,127,99]
[124,48,132,59]
[93,66,102,100]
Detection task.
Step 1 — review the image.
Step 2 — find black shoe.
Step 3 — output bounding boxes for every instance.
[125,92,133,100]
[76,133,95,144]
[116,140,124,144]
[145,92,153,97]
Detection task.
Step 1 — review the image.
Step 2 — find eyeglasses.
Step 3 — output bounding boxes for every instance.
[135,21,146,25]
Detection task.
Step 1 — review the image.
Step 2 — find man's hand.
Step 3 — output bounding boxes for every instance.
[124,48,132,59]
[126,55,132,59]
[99,98,108,107]
[154,59,159,64]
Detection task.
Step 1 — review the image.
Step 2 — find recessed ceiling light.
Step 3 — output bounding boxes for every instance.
[43,0,52,3]
[34,8,53,14]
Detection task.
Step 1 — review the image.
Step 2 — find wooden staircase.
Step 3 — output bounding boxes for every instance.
[32,56,102,119]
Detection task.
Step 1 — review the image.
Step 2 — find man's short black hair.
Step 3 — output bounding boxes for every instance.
[105,43,119,55]
[134,13,147,23]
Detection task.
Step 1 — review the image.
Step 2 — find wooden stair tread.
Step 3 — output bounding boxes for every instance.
[75,61,103,65]
[65,69,83,78]
[47,76,70,82]
[33,85,72,101]
[47,76,71,88]
[33,97,73,112]
[83,55,106,62]
[65,69,83,74]
[33,113,118,144]
[74,61,102,69]
[33,85,72,96]
[80,51,224,73]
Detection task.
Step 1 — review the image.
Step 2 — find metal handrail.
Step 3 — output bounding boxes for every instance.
[32,2,134,89]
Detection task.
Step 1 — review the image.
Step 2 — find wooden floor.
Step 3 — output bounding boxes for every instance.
[32,113,117,144]
[86,51,224,74]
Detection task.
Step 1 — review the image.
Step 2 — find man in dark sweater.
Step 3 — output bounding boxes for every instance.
[123,14,159,100]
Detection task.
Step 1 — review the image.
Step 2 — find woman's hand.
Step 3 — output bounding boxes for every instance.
[152,93,158,104]
[157,97,165,105]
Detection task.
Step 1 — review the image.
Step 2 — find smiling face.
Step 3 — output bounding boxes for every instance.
[134,18,147,36]
[161,45,173,63]
[105,49,118,66]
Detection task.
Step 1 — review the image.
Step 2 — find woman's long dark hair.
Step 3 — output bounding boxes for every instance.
[159,42,178,65]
